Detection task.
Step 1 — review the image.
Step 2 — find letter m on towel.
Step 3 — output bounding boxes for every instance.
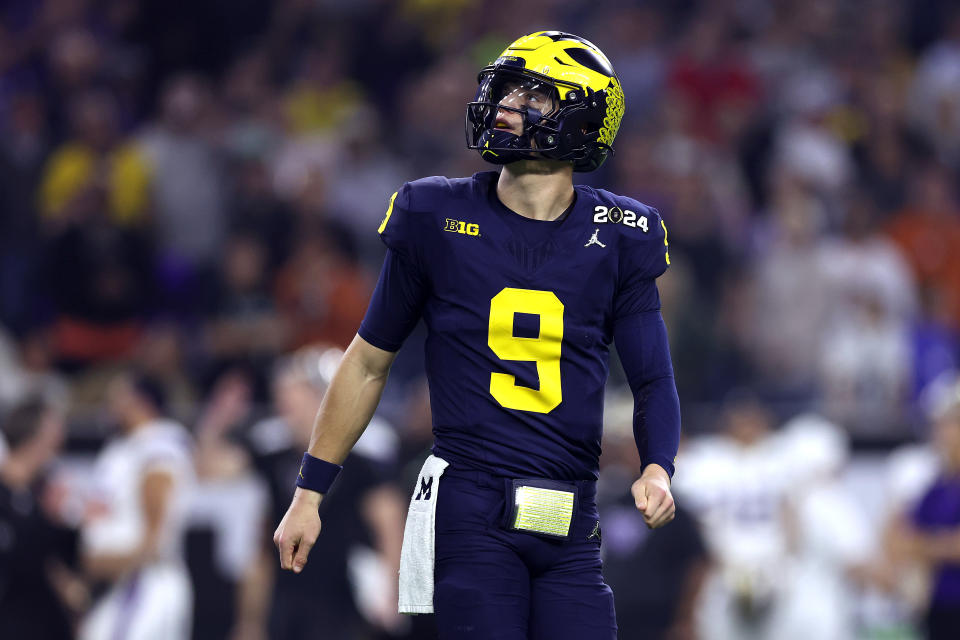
[415,476,433,501]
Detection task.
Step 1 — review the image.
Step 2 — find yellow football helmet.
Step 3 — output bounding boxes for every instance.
[466,31,624,172]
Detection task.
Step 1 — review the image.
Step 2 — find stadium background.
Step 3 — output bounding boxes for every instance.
[2,0,960,638]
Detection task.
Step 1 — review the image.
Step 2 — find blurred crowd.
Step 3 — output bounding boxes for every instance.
[2,0,960,638]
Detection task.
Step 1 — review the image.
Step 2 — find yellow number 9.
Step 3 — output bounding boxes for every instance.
[488,288,564,413]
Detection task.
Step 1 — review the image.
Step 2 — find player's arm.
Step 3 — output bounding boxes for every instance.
[84,469,175,580]
[294,336,398,497]
[612,211,680,529]
[892,517,960,563]
[273,335,398,573]
[614,308,681,529]
[275,236,428,573]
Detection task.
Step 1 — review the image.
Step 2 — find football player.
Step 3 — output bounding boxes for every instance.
[79,374,194,640]
[274,31,681,639]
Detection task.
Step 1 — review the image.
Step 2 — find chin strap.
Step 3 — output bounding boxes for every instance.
[477,128,536,164]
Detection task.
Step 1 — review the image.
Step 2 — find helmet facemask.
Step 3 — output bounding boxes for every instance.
[466,67,613,171]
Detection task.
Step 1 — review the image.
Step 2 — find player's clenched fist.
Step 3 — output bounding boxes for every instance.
[631,464,675,529]
[273,488,324,574]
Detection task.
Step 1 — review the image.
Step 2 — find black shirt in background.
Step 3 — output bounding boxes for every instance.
[0,479,77,640]
[246,428,393,640]
[600,493,708,640]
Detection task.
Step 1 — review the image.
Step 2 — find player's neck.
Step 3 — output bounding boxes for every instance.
[497,161,574,221]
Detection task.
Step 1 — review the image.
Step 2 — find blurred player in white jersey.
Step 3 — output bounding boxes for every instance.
[770,413,873,640]
[80,373,195,640]
[674,394,794,640]
[679,397,877,640]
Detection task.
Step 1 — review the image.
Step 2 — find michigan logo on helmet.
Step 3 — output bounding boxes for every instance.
[465,31,624,172]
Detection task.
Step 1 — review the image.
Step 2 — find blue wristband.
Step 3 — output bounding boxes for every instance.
[296,452,343,495]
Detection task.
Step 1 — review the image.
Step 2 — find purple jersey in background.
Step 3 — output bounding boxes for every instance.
[913,476,960,604]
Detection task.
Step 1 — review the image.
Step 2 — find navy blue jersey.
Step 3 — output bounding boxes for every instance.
[359,171,677,482]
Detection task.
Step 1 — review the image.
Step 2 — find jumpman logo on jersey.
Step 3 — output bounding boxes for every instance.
[584,228,606,248]
[587,520,602,542]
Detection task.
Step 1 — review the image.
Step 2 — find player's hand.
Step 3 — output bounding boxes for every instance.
[273,488,324,573]
[631,464,675,529]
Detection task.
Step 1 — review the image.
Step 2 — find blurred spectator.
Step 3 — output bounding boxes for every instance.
[270,133,339,206]
[203,232,290,382]
[655,257,727,416]
[16,327,70,408]
[886,163,960,330]
[396,55,479,177]
[772,69,853,198]
[274,227,372,350]
[909,14,960,167]
[220,50,275,128]
[38,90,151,227]
[911,292,960,408]
[858,394,947,637]
[188,369,268,640]
[133,323,199,421]
[282,40,365,137]
[0,327,29,411]
[666,13,760,145]
[599,394,709,640]
[141,75,228,282]
[80,373,194,640]
[889,378,960,639]
[745,178,832,403]
[852,77,915,216]
[321,106,410,260]
[593,7,666,123]
[229,157,296,271]
[0,89,49,333]
[818,192,916,433]
[0,396,81,640]
[43,27,112,139]
[41,180,154,368]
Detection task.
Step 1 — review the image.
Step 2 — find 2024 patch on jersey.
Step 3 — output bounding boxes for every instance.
[359,171,669,481]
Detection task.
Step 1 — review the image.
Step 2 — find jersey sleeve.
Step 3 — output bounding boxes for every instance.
[359,184,430,352]
[612,205,679,477]
[613,309,681,477]
[613,207,671,318]
[377,183,419,263]
[138,429,193,478]
[357,248,429,351]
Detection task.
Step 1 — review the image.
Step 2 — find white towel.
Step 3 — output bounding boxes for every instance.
[398,454,449,614]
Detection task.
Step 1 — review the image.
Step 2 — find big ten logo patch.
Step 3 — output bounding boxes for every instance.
[444,218,481,236]
[593,206,649,232]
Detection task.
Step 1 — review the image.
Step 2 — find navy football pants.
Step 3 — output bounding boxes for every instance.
[433,467,617,640]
